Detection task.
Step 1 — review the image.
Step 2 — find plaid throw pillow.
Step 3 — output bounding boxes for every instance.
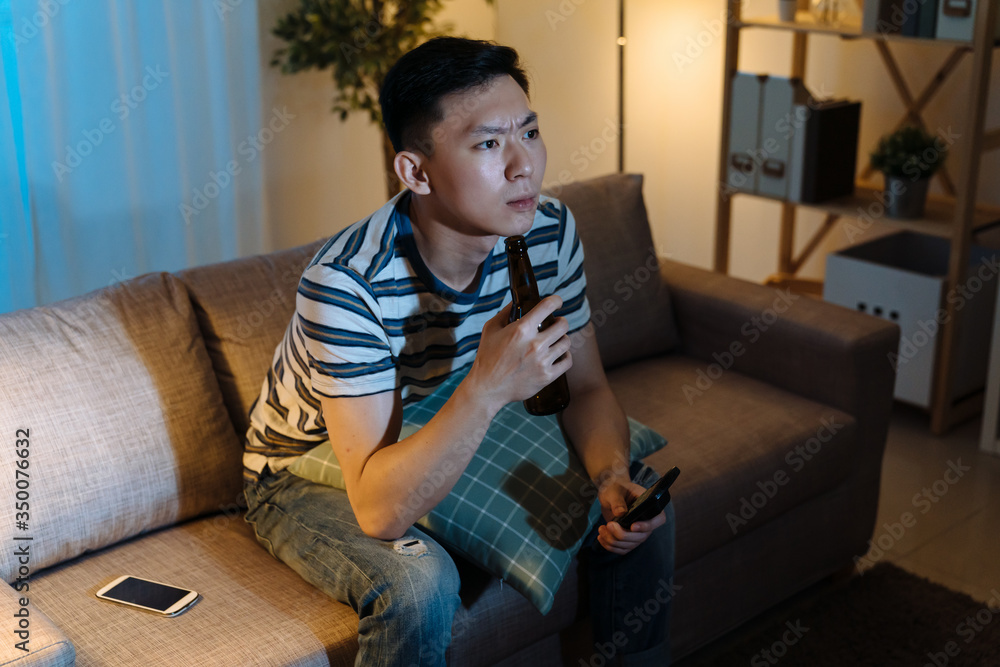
[288,369,668,614]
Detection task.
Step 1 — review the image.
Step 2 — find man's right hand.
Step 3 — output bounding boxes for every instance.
[467,294,573,414]
[320,295,572,540]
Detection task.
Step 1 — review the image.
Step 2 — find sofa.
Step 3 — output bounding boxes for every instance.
[0,172,899,666]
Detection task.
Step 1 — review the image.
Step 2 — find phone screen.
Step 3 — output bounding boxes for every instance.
[101,577,193,612]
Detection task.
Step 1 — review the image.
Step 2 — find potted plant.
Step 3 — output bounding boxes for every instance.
[270,0,492,200]
[870,125,948,219]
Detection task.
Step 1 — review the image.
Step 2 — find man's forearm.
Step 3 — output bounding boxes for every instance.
[348,376,502,539]
[560,383,631,486]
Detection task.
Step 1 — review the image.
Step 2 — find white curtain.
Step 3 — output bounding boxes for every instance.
[1,0,263,313]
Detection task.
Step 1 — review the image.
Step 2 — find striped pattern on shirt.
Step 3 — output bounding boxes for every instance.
[243,190,591,483]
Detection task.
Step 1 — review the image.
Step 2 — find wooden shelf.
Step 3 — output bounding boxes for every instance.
[729,184,1000,238]
[715,0,999,434]
[738,12,977,47]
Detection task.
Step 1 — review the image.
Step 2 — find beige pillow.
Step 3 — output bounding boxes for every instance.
[0,273,243,582]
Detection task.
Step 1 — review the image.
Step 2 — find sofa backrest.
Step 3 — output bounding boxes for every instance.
[545,173,678,369]
[179,173,677,439]
[0,273,244,582]
[176,239,328,441]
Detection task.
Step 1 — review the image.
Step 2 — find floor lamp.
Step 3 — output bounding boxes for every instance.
[617,0,625,173]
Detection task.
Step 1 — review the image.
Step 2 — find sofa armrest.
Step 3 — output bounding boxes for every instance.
[661,259,900,461]
[0,583,75,666]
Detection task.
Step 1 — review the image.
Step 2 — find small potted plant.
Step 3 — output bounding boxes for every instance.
[870,125,948,219]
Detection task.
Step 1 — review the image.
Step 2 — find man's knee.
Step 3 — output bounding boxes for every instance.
[370,537,461,613]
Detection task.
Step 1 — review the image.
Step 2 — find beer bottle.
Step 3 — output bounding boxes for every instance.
[504,235,571,415]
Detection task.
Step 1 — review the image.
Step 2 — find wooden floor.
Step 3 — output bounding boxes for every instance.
[867,403,1000,604]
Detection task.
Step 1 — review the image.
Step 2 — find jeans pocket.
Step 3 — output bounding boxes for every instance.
[246,510,279,559]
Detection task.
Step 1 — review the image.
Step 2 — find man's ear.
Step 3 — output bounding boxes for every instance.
[394,150,431,195]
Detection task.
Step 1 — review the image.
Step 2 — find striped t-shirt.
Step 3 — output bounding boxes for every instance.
[243,190,591,483]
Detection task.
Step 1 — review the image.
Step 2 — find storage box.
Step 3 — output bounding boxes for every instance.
[726,72,860,204]
[824,231,999,408]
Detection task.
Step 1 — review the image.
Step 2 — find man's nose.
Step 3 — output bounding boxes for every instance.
[505,141,534,180]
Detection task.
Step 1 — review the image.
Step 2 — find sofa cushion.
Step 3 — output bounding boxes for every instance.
[607,354,857,568]
[0,273,243,582]
[176,239,329,441]
[29,514,579,666]
[290,368,668,615]
[544,173,678,369]
[31,517,352,667]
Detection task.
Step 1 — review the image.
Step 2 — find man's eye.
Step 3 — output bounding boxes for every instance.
[479,139,498,149]
[524,129,539,140]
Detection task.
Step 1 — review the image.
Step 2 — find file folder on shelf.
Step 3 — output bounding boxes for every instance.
[728,71,860,204]
[787,100,862,204]
[758,77,813,199]
[726,72,764,194]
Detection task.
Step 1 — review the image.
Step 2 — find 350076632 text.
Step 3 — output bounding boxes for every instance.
[13,428,32,653]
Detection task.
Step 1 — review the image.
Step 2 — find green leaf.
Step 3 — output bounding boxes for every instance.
[270,0,493,127]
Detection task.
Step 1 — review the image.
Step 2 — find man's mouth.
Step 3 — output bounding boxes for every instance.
[506,195,537,211]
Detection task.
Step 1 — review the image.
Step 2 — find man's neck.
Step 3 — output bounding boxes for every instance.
[408,195,498,293]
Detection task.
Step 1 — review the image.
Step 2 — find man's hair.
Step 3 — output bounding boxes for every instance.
[379,37,529,154]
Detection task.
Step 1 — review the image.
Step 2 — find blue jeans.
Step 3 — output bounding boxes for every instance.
[244,461,675,667]
[580,461,676,667]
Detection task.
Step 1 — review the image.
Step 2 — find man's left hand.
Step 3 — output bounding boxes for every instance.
[596,476,667,555]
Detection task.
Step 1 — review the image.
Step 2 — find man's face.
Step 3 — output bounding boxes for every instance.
[417,75,546,239]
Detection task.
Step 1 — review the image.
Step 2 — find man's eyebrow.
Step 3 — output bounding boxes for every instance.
[469,113,538,136]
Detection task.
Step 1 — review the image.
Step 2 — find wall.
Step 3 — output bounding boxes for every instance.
[258,0,1000,285]
[256,0,496,252]
[496,0,620,197]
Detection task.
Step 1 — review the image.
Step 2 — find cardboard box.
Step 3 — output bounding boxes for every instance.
[824,231,999,408]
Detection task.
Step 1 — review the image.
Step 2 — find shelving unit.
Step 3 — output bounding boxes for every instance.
[982,283,1000,455]
[715,0,1000,435]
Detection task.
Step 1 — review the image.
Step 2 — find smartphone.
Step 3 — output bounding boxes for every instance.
[616,466,681,531]
[96,575,200,617]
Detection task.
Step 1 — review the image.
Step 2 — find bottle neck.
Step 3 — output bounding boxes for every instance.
[505,236,540,311]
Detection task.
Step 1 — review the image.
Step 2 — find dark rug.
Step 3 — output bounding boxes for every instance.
[680,563,1000,666]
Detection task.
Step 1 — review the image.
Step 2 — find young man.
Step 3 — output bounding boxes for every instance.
[243,37,675,666]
